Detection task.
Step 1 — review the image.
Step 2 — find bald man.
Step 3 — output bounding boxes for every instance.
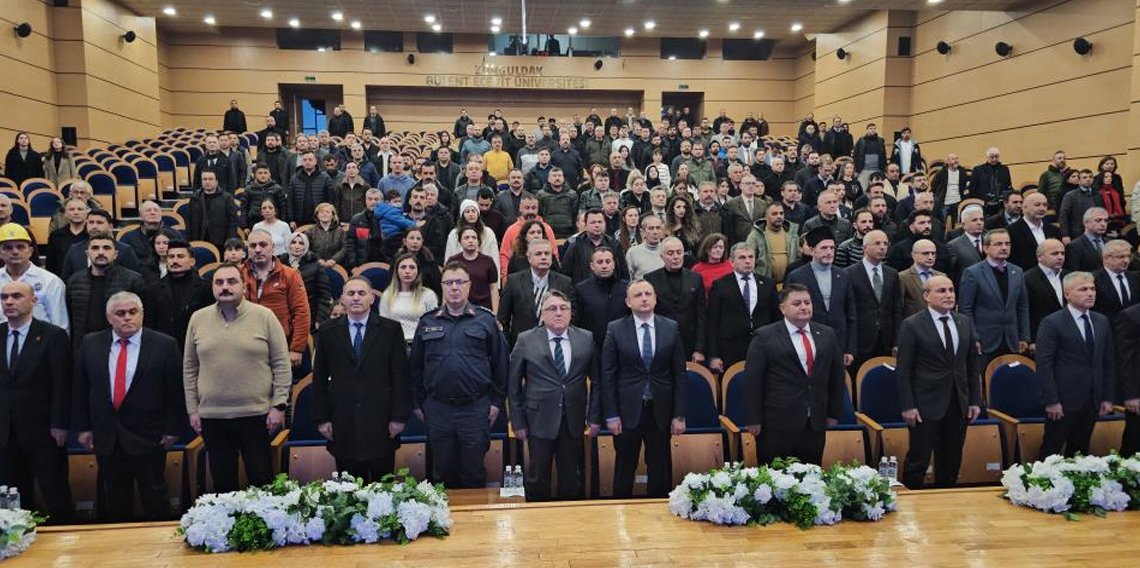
[1007,192,1060,270]
[898,239,944,318]
[846,229,902,372]
[896,275,981,489]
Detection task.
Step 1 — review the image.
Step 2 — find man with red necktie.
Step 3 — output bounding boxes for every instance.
[743,282,846,466]
[73,291,186,521]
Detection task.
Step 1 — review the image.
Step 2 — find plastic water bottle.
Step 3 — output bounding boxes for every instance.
[0,486,8,509]
[503,466,514,489]
[513,465,524,495]
[878,457,889,478]
[7,487,19,510]
[888,456,899,481]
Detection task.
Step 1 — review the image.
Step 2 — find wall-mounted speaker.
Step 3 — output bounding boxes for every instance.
[897,36,912,56]
[936,41,951,55]
[836,48,848,60]
[14,23,32,38]
[1073,37,1092,55]
[122,31,137,43]
[593,59,603,70]
[406,53,416,64]
[995,41,1012,57]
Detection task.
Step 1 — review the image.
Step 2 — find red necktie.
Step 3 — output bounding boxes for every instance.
[798,329,814,375]
[112,338,129,410]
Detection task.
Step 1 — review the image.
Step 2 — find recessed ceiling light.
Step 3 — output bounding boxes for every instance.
[580,19,591,28]
[350,20,361,30]
[644,20,656,30]
[424,15,436,24]
[488,51,497,57]
[491,25,500,33]
[698,29,709,38]
[668,55,677,60]
[568,27,578,35]
[624,28,635,37]
[729,22,740,32]
[288,18,300,28]
[491,17,502,26]
[431,22,442,32]
[753,30,765,39]
[791,22,803,32]
[260,8,272,19]
[928,0,943,3]
[162,6,176,16]
[331,11,344,22]
[839,0,852,3]
[203,15,216,25]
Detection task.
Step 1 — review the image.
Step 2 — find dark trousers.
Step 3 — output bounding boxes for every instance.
[1039,404,1096,460]
[903,396,968,489]
[718,337,750,370]
[98,449,169,521]
[335,450,395,485]
[201,415,272,493]
[0,422,72,523]
[525,416,583,501]
[424,396,490,489]
[757,419,826,466]
[852,334,890,387]
[1123,412,1140,458]
[614,400,672,498]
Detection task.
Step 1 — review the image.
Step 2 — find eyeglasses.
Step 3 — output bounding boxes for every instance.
[442,279,470,288]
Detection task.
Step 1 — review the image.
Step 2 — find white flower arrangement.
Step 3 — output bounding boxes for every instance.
[668,459,897,529]
[0,508,41,561]
[1002,453,1140,520]
[179,470,451,553]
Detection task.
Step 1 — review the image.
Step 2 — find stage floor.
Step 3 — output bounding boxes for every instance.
[16,487,1140,567]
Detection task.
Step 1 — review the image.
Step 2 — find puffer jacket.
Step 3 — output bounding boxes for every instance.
[537,186,579,239]
[287,168,335,225]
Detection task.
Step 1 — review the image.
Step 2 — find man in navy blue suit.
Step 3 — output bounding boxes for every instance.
[600,279,686,498]
[1035,271,1116,459]
[958,228,1029,374]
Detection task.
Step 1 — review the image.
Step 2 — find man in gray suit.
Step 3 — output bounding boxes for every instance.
[958,228,1030,373]
[946,204,986,283]
[721,174,770,245]
[896,275,982,489]
[509,290,601,501]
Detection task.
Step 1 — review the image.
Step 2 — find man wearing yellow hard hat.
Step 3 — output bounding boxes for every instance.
[0,223,68,332]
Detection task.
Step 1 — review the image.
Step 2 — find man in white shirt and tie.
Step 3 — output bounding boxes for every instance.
[742,283,846,466]
[1025,239,1067,345]
[1093,239,1139,321]
[73,291,185,521]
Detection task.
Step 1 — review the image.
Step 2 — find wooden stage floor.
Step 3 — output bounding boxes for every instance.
[15,487,1140,567]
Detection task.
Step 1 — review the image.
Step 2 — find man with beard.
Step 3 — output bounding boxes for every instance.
[65,232,148,347]
[572,247,630,350]
[144,240,212,349]
[853,123,887,187]
[835,208,876,268]
[240,230,310,369]
[786,227,857,366]
[188,170,239,251]
[406,184,452,263]
[747,201,800,284]
[887,210,953,273]
[562,209,626,284]
[778,181,814,229]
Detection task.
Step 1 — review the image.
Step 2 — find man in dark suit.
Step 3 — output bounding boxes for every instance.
[886,210,953,274]
[896,275,982,489]
[600,279,687,498]
[743,283,846,465]
[143,241,213,350]
[786,226,857,366]
[707,243,780,373]
[572,247,630,350]
[498,239,575,346]
[1006,192,1060,270]
[958,228,1030,373]
[1092,240,1140,321]
[946,204,986,283]
[313,277,411,482]
[1036,272,1116,459]
[73,291,185,521]
[644,237,707,362]
[1064,207,1108,272]
[1112,302,1140,458]
[0,281,73,522]
[845,230,903,372]
[984,190,1022,230]
[1025,239,1067,344]
[509,290,601,501]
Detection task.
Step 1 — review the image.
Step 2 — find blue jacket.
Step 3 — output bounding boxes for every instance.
[372,201,416,237]
[410,305,509,409]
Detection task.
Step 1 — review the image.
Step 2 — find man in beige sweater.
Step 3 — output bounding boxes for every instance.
[184,263,291,493]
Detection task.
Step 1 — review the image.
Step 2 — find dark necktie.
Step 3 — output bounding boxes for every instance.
[552,336,566,378]
[8,330,18,369]
[1118,274,1130,306]
[641,323,653,400]
[939,316,954,359]
[798,329,814,375]
[352,322,364,361]
[1081,313,1095,354]
[974,238,982,255]
[741,274,752,315]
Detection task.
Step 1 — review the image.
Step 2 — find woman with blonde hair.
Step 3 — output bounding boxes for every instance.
[305,202,347,268]
[380,253,439,348]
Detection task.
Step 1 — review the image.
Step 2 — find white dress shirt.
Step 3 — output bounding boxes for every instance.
[108,330,142,394]
[1108,269,1132,304]
[634,313,655,359]
[5,318,31,362]
[347,313,368,343]
[547,328,572,372]
[784,319,815,375]
[1039,265,1063,304]
[927,308,958,352]
[1068,304,1093,342]
[862,258,884,286]
[1026,219,1046,244]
